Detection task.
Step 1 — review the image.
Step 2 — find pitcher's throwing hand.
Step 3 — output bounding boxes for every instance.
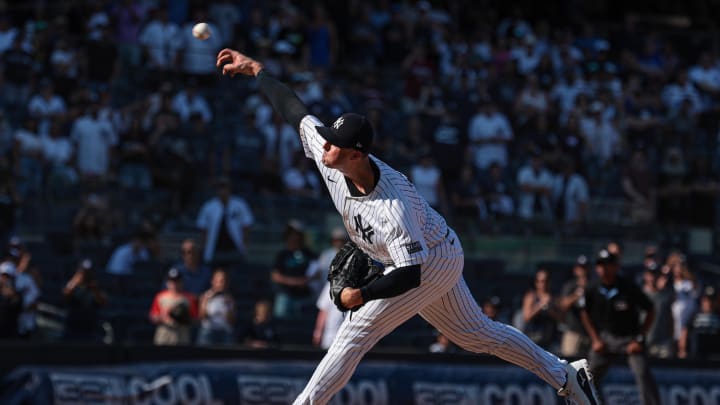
[216,48,264,77]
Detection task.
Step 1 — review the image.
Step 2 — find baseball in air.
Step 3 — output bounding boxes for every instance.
[192,22,210,40]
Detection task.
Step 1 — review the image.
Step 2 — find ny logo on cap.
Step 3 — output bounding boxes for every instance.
[333,117,345,130]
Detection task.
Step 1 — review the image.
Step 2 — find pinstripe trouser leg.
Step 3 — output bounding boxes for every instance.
[419,277,568,390]
[293,254,567,405]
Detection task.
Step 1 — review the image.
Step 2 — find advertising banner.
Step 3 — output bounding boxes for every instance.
[2,359,719,404]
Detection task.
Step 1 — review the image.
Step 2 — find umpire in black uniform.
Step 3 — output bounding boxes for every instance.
[579,249,661,405]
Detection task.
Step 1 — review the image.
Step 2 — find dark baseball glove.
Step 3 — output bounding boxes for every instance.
[328,241,382,312]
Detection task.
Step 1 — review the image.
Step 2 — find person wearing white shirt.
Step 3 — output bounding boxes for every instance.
[70,104,118,179]
[313,281,346,350]
[661,69,703,113]
[27,82,66,136]
[468,102,514,171]
[261,113,302,171]
[553,159,589,224]
[580,102,620,164]
[171,84,213,123]
[511,35,543,75]
[41,119,78,187]
[410,154,444,211]
[551,70,589,115]
[196,178,254,265]
[517,153,554,220]
[689,52,720,93]
[306,227,348,300]
[138,9,180,71]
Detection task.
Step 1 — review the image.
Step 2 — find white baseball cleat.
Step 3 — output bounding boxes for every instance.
[557,359,602,405]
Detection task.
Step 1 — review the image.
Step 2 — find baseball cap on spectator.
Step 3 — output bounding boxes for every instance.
[167,267,182,281]
[0,261,16,277]
[596,249,618,266]
[316,113,374,154]
[575,255,589,268]
[704,286,716,298]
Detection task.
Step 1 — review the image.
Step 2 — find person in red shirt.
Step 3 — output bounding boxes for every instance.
[149,267,198,345]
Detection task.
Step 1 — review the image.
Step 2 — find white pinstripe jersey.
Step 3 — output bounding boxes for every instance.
[299,115,459,272]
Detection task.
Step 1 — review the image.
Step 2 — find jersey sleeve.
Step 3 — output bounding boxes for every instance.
[298,115,326,162]
[384,201,430,269]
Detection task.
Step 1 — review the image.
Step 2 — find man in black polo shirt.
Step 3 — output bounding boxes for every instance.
[579,249,661,405]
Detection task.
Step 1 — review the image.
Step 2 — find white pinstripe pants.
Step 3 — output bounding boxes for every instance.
[294,251,568,405]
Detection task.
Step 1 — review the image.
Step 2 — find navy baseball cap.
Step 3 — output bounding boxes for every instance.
[316,113,374,154]
[167,267,182,280]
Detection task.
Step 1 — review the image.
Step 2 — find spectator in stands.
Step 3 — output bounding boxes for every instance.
[689,286,720,358]
[521,268,561,350]
[468,100,514,171]
[671,260,700,359]
[243,299,276,348]
[642,265,675,359]
[482,295,503,322]
[0,261,21,339]
[171,80,213,124]
[208,0,241,46]
[308,227,348,299]
[27,80,66,136]
[283,151,322,199]
[197,268,236,346]
[42,118,77,193]
[72,192,115,248]
[3,247,40,340]
[196,177,254,266]
[579,249,661,405]
[559,255,591,357]
[117,117,153,191]
[262,112,302,173]
[479,162,515,219]
[622,150,656,223]
[657,147,690,224]
[62,259,107,342]
[580,101,620,165]
[83,24,120,87]
[410,153,446,213]
[2,34,35,114]
[429,330,458,354]
[174,239,211,296]
[271,220,317,319]
[138,8,179,78]
[313,279,345,350]
[517,151,554,220]
[553,158,589,224]
[105,228,156,275]
[449,163,484,223]
[70,101,119,183]
[149,267,198,345]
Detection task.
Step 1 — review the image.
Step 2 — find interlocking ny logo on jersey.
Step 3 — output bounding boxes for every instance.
[353,214,374,243]
[333,117,345,130]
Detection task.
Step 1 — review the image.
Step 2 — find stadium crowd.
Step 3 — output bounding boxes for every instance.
[0,0,719,365]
